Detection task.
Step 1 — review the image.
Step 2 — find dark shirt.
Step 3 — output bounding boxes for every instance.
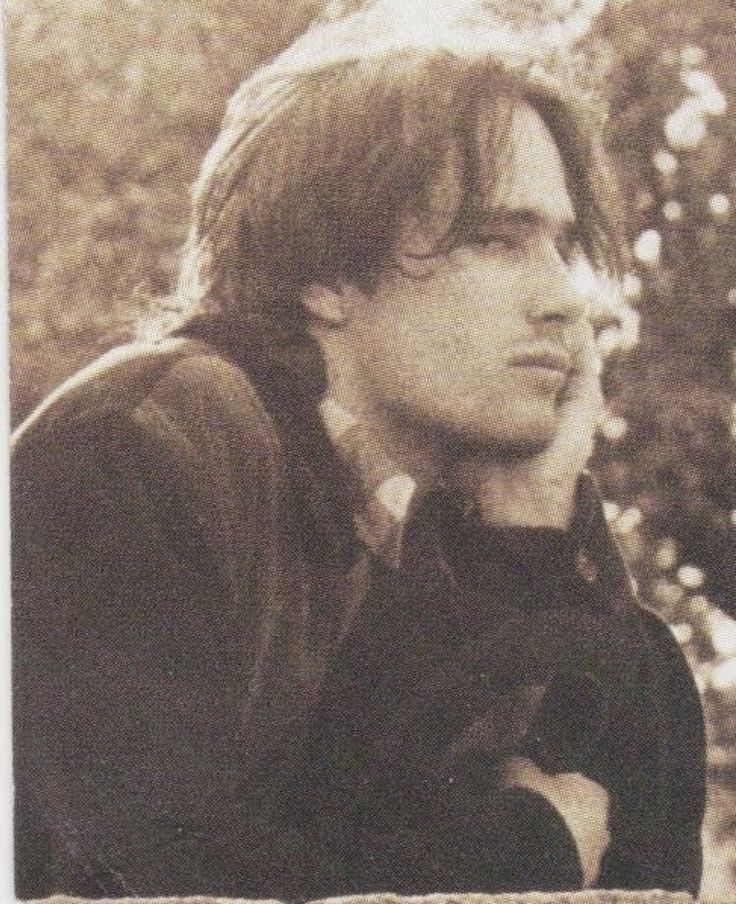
[287,495,693,895]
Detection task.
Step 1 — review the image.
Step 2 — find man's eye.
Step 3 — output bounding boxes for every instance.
[468,232,521,251]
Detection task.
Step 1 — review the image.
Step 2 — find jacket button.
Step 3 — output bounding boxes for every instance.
[576,548,598,583]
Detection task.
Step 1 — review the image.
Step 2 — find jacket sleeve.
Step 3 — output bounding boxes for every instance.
[369,787,585,893]
[633,607,706,896]
[11,360,351,898]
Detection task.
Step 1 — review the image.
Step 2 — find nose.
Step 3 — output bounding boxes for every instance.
[525,242,589,328]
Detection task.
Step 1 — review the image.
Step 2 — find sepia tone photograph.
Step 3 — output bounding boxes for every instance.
[6,0,736,901]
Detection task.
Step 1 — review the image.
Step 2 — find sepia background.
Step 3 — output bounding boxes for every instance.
[6,0,736,899]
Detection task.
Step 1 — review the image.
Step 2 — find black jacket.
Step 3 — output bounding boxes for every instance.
[11,332,706,898]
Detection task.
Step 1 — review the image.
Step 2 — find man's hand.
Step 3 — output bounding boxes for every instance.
[500,755,611,888]
[456,331,604,529]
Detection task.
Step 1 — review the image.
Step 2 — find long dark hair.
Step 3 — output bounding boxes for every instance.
[171,10,624,348]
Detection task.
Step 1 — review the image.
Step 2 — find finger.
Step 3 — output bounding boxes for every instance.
[560,335,603,409]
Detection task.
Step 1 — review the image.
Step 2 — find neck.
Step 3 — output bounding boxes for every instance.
[315,333,444,486]
[365,405,447,488]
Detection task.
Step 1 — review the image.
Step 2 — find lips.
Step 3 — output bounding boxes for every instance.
[509,345,572,373]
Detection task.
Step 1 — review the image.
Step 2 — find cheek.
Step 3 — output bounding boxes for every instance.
[356,267,521,398]
[389,298,505,360]
[385,320,479,380]
[375,327,506,412]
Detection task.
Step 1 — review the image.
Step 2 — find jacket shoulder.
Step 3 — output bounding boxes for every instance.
[12,337,282,464]
[11,337,290,627]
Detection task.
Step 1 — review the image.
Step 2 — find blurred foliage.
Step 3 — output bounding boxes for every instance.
[590,6,736,896]
[594,0,736,615]
[6,0,736,898]
[7,0,324,413]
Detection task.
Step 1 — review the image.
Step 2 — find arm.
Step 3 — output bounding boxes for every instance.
[500,758,609,888]
[12,390,345,897]
[444,330,613,886]
[420,782,588,892]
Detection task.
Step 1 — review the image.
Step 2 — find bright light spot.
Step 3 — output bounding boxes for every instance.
[663,201,683,221]
[656,538,678,571]
[603,501,620,522]
[700,90,727,117]
[617,506,643,534]
[376,474,417,521]
[596,328,620,357]
[320,398,359,439]
[654,579,684,607]
[601,415,628,441]
[690,594,710,614]
[681,69,717,95]
[728,289,736,307]
[695,673,707,694]
[709,193,731,217]
[619,304,641,348]
[677,564,705,590]
[584,275,640,357]
[669,622,693,645]
[665,99,707,150]
[569,257,600,297]
[283,0,611,71]
[709,610,736,656]
[634,229,661,265]
[731,509,736,526]
[680,44,706,68]
[653,149,679,176]
[623,273,642,299]
[681,69,727,115]
[710,657,736,691]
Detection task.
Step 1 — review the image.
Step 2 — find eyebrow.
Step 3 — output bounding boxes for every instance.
[483,205,578,238]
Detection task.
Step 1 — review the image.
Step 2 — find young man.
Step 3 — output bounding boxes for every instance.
[12,3,705,899]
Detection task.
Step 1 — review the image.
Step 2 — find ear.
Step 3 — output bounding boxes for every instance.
[301,283,362,327]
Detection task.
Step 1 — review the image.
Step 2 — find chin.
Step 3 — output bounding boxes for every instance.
[439,415,556,460]
[454,406,558,455]
[395,399,558,459]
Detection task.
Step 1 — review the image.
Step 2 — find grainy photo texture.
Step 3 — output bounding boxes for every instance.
[7,1,736,902]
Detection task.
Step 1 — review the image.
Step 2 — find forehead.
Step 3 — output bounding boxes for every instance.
[396,99,576,255]
[487,101,576,226]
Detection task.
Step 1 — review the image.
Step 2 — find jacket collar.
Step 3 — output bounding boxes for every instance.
[320,397,443,570]
[174,316,443,570]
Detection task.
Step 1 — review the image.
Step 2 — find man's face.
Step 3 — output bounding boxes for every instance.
[347,101,593,456]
